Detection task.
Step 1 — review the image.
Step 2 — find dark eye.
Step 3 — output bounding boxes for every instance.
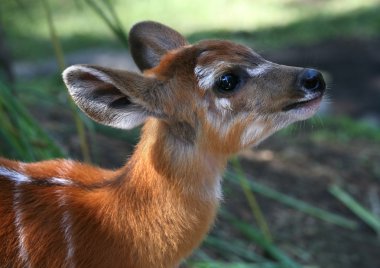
[216,73,240,93]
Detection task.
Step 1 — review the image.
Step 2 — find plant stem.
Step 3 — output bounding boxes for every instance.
[225,171,358,230]
[230,156,272,242]
[41,0,91,163]
[329,184,380,234]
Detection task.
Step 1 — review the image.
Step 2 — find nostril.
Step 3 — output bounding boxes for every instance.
[299,69,326,93]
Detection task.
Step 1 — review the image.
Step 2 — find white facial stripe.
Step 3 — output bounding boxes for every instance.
[13,190,31,268]
[246,64,271,77]
[0,167,31,183]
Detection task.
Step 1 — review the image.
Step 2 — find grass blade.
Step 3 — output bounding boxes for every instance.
[0,80,64,160]
[220,210,301,268]
[230,157,272,242]
[329,184,380,234]
[204,236,264,262]
[41,0,91,162]
[225,170,358,230]
[190,262,283,268]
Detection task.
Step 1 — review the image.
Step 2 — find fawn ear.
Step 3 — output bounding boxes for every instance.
[129,21,188,71]
[63,65,159,129]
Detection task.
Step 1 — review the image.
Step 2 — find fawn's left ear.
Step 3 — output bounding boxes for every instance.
[129,21,188,71]
[63,64,161,129]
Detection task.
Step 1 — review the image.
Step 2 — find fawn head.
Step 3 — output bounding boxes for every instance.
[63,21,325,155]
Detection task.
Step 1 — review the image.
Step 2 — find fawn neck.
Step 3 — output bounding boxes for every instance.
[126,118,228,201]
[104,118,227,266]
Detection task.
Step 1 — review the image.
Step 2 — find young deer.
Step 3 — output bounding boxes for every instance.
[0,21,326,267]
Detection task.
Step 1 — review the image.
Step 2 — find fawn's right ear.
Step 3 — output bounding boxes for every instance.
[129,21,188,71]
[63,65,160,129]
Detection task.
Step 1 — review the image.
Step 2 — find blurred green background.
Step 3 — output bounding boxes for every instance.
[1,0,380,267]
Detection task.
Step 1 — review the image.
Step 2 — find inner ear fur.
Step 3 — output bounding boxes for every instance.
[62,64,158,129]
[129,21,188,71]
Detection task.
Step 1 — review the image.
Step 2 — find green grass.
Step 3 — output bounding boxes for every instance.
[0,80,64,161]
[2,0,380,60]
[310,116,380,143]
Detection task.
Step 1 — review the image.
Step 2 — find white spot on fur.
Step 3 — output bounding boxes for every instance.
[205,112,231,138]
[48,177,73,186]
[13,190,31,268]
[213,176,223,201]
[56,189,76,268]
[62,211,75,268]
[215,98,232,113]
[0,167,31,183]
[246,64,271,77]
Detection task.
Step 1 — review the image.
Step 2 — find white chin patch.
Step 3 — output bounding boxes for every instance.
[240,119,267,147]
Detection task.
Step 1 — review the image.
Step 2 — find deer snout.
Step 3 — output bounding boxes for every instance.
[297,69,326,95]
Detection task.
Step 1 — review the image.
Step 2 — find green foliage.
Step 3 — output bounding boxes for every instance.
[225,170,359,230]
[310,116,380,143]
[0,81,64,161]
[329,185,380,234]
[190,262,283,268]
[2,0,380,60]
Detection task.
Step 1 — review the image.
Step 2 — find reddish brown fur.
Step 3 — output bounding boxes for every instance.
[0,119,225,267]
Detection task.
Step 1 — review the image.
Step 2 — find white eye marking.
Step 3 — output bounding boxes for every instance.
[246,64,271,77]
[195,61,228,90]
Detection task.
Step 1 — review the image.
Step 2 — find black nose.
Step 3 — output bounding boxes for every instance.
[298,69,326,94]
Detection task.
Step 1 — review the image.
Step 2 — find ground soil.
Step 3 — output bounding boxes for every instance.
[25,37,380,268]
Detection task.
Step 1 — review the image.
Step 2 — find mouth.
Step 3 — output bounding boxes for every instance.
[282,93,323,112]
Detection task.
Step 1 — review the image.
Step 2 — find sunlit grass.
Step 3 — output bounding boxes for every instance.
[8,0,380,34]
[2,0,379,59]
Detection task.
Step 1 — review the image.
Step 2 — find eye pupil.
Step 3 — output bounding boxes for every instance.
[217,73,239,92]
